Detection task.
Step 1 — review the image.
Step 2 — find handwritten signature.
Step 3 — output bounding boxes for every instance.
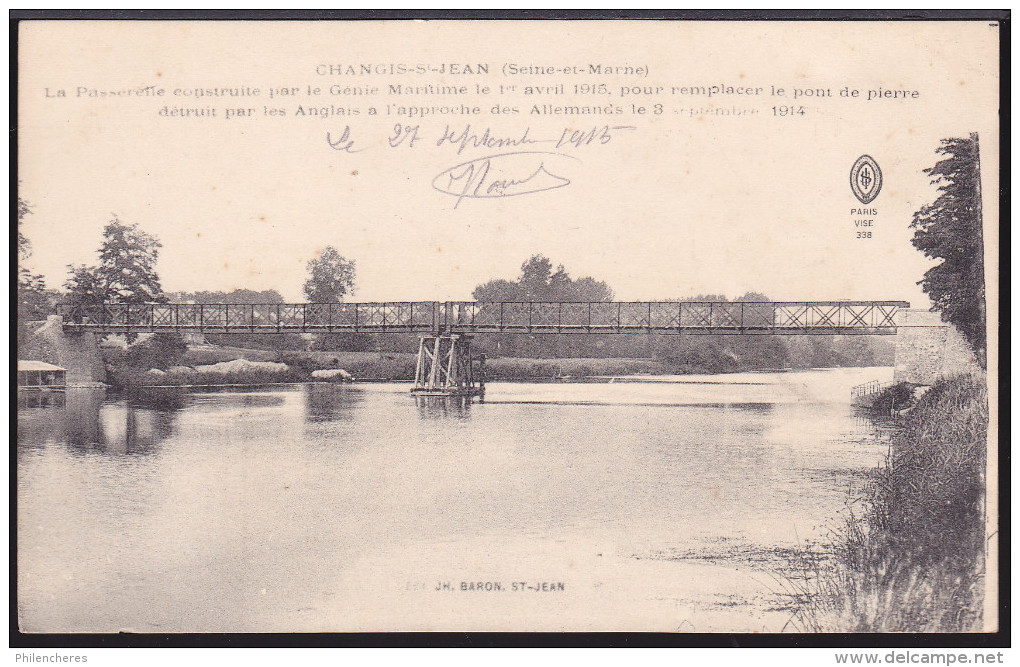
[432,151,578,208]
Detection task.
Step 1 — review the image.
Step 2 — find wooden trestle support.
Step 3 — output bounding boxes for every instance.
[411,334,485,397]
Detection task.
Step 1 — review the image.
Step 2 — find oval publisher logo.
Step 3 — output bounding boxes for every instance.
[851,155,883,204]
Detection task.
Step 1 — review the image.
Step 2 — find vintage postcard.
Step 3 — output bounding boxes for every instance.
[15,18,1000,636]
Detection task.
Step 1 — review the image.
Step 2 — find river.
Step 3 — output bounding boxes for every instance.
[17,366,894,633]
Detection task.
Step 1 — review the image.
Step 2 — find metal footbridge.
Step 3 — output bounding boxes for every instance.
[57,300,909,397]
[57,300,909,336]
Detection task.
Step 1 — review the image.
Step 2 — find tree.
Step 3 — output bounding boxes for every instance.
[63,264,109,310]
[17,270,52,348]
[126,333,189,370]
[62,217,168,347]
[303,246,366,351]
[910,134,986,366]
[97,216,165,303]
[64,216,166,306]
[472,278,522,302]
[18,196,33,260]
[17,196,54,348]
[570,276,614,303]
[171,288,285,305]
[730,292,789,369]
[169,288,305,352]
[472,254,614,303]
[470,254,614,357]
[518,255,555,300]
[304,246,356,303]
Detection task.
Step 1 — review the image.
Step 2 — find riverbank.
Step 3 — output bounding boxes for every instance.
[102,344,675,388]
[792,374,989,632]
[93,333,897,389]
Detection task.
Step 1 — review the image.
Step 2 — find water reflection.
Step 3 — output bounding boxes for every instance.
[304,384,364,422]
[850,410,897,437]
[16,387,180,456]
[189,390,287,410]
[18,388,106,450]
[17,390,65,409]
[127,386,190,412]
[414,395,474,420]
[95,404,177,456]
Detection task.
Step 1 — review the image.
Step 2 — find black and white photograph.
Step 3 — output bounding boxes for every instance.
[13,15,1002,644]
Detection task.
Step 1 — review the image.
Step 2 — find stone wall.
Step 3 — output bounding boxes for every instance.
[894,309,981,384]
[18,315,107,385]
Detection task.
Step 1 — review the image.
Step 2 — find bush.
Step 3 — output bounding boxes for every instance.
[107,364,310,388]
[205,333,307,351]
[869,382,918,413]
[311,333,374,352]
[124,333,188,370]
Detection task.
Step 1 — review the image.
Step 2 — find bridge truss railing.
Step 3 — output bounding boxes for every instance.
[446,301,907,334]
[56,301,443,333]
[56,301,909,335]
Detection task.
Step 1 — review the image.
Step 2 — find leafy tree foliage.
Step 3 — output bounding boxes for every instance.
[303,246,367,352]
[18,197,33,261]
[469,255,616,358]
[126,333,189,370]
[467,270,890,369]
[62,216,167,345]
[18,271,50,314]
[98,217,166,302]
[63,264,109,310]
[473,278,522,302]
[655,293,787,372]
[64,216,166,305]
[472,254,614,302]
[733,291,771,303]
[519,255,555,300]
[304,246,356,303]
[17,196,56,349]
[168,288,305,351]
[170,288,285,304]
[910,134,986,366]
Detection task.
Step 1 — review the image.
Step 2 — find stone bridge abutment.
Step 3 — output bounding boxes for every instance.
[19,315,107,386]
[894,309,981,385]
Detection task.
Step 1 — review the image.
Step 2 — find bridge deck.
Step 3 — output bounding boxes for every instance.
[56,301,910,335]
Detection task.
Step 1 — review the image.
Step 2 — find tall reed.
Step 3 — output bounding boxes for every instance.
[789,375,988,632]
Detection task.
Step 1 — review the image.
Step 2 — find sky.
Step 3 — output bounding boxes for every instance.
[17,21,1000,306]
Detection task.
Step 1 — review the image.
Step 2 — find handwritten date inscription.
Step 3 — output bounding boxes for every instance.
[326,123,633,205]
[432,152,578,208]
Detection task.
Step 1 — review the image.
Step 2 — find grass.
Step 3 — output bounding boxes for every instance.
[785,375,989,632]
